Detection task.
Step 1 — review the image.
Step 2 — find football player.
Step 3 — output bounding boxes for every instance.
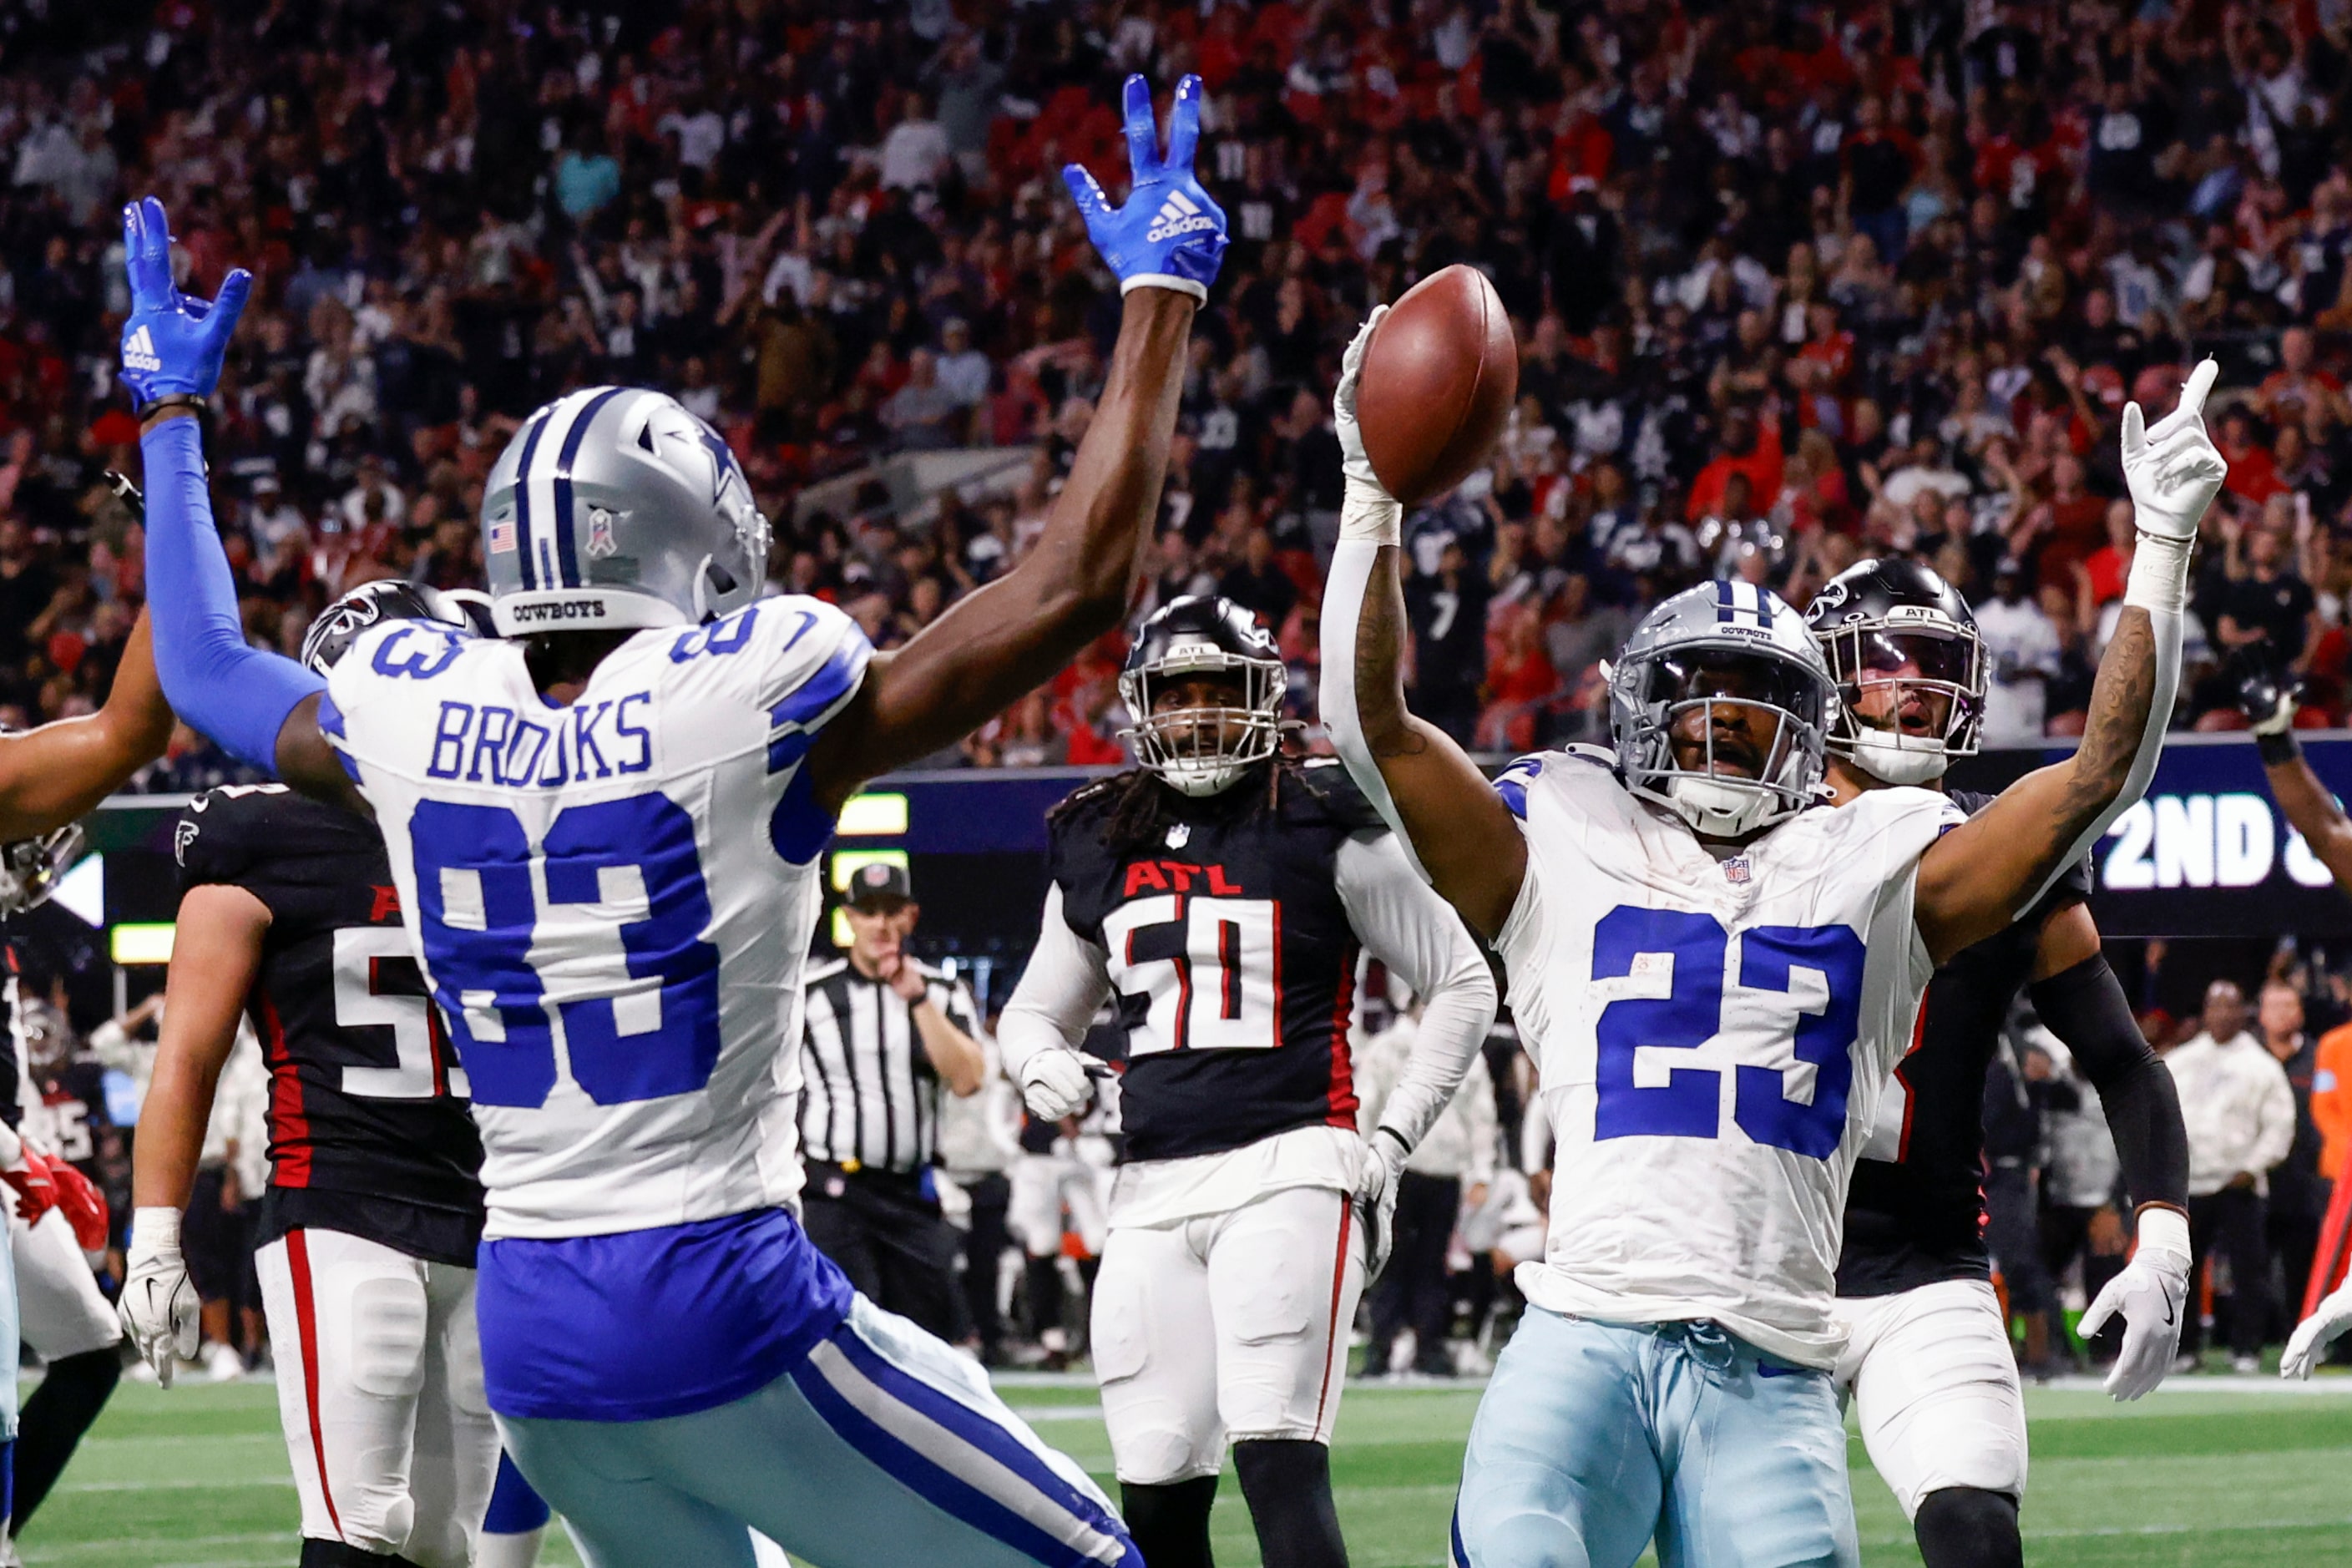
[1320,302,2223,1568]
[127,69,1222,1568]
[2237,643,2352,1378]
[4,995,124,1539]
[0,851,120,1543]
[998,595,1497,1568]
[0,479,182,1545]
[1804,558,2191,1568]
[120,582,502,1568]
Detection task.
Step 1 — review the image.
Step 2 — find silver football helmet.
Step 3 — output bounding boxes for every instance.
[0,824,83,918]
[1609,580,1837,840]
[481,387,771,636]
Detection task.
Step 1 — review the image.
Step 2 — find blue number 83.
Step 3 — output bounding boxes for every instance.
[1591,906,1864,1159]
[410,792,722,1108]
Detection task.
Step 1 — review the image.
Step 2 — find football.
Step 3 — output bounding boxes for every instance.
[1355,264,1519,506]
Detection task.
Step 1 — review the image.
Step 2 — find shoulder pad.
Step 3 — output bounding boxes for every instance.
[1287,759,1386,832]
[175,784,294,884]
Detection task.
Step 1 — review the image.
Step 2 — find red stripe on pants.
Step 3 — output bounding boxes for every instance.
[286,1230,345,1539]
[1312,1194,1355,1434]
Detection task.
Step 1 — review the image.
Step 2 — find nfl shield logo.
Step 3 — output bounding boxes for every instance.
[1723,855,1752,885]
[1166,823,1191,848]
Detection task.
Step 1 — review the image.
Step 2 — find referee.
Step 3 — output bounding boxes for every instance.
[799,862,988,1337]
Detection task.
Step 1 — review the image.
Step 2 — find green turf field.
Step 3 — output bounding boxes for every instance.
[21,1373,2352,1565]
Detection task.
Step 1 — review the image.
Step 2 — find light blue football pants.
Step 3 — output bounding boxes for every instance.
[1452,1308,1859,1568]
[498,1295,1139,1568]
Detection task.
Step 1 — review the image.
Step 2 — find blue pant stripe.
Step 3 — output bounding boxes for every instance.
[827,1318,1123,1541]
[1450,1501,1469,1567]
[790,1329,1121,1568]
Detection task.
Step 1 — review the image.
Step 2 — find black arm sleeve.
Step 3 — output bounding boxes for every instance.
[2029,952,2188,1211]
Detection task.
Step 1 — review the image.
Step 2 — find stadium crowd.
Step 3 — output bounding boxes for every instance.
[0,0,2349,779]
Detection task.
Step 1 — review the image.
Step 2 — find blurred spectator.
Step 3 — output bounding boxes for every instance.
[2263,981,2328,1334]
[1976,561,2064,742]
[2167,980,2298,1373]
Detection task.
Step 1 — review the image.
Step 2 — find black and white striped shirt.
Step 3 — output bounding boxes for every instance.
[799,958,986,1173]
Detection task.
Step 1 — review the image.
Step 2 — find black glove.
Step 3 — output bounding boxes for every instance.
[2227,640,2299,761]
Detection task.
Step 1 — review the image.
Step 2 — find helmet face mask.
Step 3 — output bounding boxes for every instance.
[0,824,83,919]
[1120,597,1286,797]
[1803,559,1985,787]
[481,388,771,636]
[1609,582,1836,840]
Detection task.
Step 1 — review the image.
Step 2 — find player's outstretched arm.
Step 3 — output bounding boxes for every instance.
[0,608,175,841]
[121,882,270,1387]
[2028,903,2190,1399]
[115,197,362,813]
[804,76,1224,815]
[2228,642,2352,893]
[1916,361,2226,963]
[1320,312,1526,938]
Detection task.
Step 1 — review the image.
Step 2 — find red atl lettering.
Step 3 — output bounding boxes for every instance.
[1206,864,1242,895]
[1125,861,1246,898]
[369,885,402,922]
[1160,861,1196,891]
[1123,862,1170,897]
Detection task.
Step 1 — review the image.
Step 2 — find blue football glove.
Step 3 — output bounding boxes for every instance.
[1063,74,1227,301]
[119,195,251,407]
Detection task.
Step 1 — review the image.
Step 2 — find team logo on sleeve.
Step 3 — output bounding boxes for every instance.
[173,819,198,866]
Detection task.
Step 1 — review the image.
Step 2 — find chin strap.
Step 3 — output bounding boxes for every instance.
[1846,732,1950,787]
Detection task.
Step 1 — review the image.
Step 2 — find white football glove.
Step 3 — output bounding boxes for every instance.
[2076,1206,2190,1400]
[2122,357,2226,538]
[119,1207,200,1388]
[1355,1127,1409,1282]
[1018,1050,1092,1122]
[2283,1280,2352,1379]
[1333,307,1388,492]
[1334,307,1403,544]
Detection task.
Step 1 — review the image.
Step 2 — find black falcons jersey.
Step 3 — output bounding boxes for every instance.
[34,1057,111,1178]
[176,786,485,1265]
[1836,788,2093,1297]
[1049,761,1381,1163]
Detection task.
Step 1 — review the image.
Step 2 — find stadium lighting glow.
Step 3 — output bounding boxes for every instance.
[837,792,908,836]
[110,923,176,965]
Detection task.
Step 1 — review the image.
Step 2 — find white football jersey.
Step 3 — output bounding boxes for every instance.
[1494,749,1961,1368]
[321,596,869,1238]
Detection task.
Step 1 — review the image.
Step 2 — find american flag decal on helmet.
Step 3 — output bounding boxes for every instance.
[488,519,517,553]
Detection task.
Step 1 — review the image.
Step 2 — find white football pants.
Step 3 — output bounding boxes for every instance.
[1091,1182,1366,1484]
[13,1206,119,1359]
[1010,1150,1110,1257]
[255,1227,500,1566]
[1831,1277,2029,1516]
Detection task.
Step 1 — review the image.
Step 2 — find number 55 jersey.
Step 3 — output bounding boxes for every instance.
[1493,750,1962,1368]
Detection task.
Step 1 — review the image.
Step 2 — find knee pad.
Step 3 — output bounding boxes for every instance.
[1913,1486,2022,1568]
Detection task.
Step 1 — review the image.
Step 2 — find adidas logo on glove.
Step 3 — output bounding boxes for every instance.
[1145,190,1219,245]
[123,325,162,374]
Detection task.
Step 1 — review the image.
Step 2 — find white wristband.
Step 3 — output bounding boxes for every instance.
[2136,1204,2190,1261]
[131,1206,184,1257]
[2123,530,2193,615]
[1341,480,1404,547]
[1119,273,1207,302]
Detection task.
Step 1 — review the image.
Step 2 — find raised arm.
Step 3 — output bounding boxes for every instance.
[2228,642,2352,892]
[1320,311,1529,938]
[0,607,174,840]
[805,76,1224,813]
[1915,361,2225,962]
[114,197,362,815]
